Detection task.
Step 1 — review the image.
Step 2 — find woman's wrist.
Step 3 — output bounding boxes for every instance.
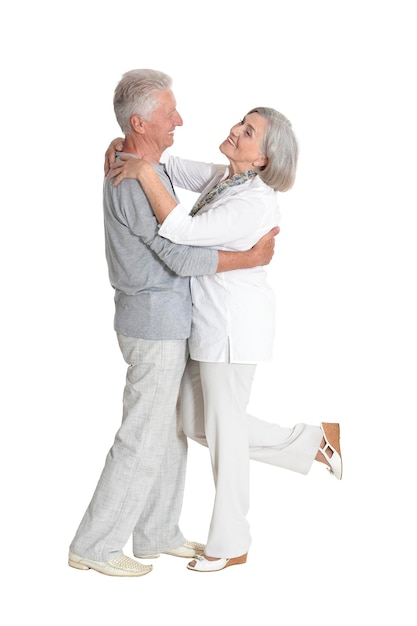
[136,160,155,182]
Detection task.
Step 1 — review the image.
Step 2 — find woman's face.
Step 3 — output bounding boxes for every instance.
[219,112,268,174]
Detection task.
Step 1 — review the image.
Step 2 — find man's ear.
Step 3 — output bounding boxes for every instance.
[131,115,145,134]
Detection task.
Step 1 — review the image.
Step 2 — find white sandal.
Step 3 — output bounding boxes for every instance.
[320,422,343,480]
[187,553,247,572]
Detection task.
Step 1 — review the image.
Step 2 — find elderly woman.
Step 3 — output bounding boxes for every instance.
[106,106,342,572]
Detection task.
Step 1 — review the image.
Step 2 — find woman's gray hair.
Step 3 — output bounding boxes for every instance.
[113,69,173,135]
[247,107,299,192]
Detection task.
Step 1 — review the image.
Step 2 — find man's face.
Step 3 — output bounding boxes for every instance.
[144,90,183,152]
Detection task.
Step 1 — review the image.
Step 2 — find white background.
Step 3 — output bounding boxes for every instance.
[1,1,416,624]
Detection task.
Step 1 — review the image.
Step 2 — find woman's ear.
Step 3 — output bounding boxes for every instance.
[253,155,268,168]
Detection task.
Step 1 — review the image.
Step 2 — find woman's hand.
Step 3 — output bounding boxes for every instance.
[106,155,153,186]
[104,137,125,174]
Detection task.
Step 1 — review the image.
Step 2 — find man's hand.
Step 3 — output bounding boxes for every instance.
[216,226,280,272]
[250,226,280,266]
[104,137,125,174]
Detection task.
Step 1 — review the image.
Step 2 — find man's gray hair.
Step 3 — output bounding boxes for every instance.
[113,69,172,135]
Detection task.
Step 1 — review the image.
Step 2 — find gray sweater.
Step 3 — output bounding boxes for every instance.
[103,157,218,340]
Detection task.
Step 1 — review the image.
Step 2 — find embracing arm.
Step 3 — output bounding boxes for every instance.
[217,228,278,271]
[108,156,177,223]
[146,226,278,274]
[106,149,278,271]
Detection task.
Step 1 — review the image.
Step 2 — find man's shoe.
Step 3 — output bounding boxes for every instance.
[135,540,205,559]
[68,552,152,576]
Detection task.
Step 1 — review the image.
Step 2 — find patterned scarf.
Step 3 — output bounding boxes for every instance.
[189,169,257,216]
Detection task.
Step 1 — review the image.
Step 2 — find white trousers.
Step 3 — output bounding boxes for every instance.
[179,358,323,558]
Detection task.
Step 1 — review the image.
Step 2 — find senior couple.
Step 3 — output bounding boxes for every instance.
[68,69,342,576]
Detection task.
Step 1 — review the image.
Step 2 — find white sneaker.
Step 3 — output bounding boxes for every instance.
[68,552,152,576]
[135,540,205,559]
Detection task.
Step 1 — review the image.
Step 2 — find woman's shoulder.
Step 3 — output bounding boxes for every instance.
[252,174,277,194]
[163,152,226,174]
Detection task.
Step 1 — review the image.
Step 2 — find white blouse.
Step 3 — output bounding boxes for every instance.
[160,154,280,364]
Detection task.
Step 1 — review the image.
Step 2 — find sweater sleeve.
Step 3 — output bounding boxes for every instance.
[146,231,218,277]
[119,178,218,277]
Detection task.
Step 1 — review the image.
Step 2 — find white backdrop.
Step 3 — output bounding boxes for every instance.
[1,1,416,624]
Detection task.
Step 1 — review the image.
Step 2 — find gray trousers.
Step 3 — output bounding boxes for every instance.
[70,335,189,562]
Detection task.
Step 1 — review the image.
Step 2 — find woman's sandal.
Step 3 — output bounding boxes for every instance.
[320,422,343,480]
[187,553,247,572]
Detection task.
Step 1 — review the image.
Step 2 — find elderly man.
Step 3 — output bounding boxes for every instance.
[68,69,277,576]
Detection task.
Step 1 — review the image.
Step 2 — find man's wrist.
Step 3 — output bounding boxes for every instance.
[217,249,253,272]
